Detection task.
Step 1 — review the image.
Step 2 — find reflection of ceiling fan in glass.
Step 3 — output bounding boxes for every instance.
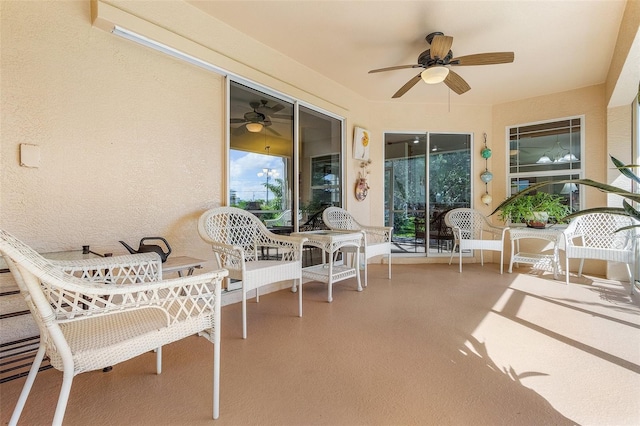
[231,100,289,136]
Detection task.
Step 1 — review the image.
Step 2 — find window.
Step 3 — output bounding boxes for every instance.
[508,117,583,212]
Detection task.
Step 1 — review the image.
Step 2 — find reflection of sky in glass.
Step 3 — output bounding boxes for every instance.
[230,150,284,201]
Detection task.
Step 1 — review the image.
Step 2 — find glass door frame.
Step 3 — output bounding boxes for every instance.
[226,76,346,230]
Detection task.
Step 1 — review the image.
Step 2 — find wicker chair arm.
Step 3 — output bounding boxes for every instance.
[486,225,510,238]
[51,252,163,283]
[43,269,228,322]
[361,226,393,244]
[562,220,581,240]
[206,240,245,258]
[262,232,308,248]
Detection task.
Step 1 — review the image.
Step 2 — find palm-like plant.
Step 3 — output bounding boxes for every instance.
[492,155,640,231]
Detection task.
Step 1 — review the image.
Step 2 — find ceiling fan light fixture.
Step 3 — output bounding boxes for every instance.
[246,122,263,133]
[421,66,449,84]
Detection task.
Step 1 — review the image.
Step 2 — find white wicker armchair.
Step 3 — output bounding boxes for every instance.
[198,207,307,339]
[445,208,509,274]
[563,212,638,292]
[0,229,227,426]
[322,207,393,287]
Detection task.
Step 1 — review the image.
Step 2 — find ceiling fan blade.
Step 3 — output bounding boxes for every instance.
[392,73,423,98]
[444,69,471,95]
[451,52,514,66]
[272,113,293,120]
[269,103,284,113]
[230,118,247,124]
[369,64,420,74]
[430,35,453,59]
[232,125,248,136]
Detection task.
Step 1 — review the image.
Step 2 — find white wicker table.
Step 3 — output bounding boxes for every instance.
[509,226,565,279]
[292,230,363,302]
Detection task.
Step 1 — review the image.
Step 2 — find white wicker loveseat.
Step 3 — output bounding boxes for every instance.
[563,212,638,292]
[0,229,227,426]
[198,207,307,339]
[322,207,393,287]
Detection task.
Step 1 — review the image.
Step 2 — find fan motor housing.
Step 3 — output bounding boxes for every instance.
[417,49,452,67]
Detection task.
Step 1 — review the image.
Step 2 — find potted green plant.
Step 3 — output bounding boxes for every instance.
[493,155,640,230]
[497,191,570,228]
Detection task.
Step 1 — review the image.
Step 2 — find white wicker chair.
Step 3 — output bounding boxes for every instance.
[445,208,509,274]
[563,212,638,292]
[322,207,393,287]
[198,207,307,339]
[0,229,227,426]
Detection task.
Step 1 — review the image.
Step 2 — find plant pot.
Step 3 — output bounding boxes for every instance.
[525,212,549,229]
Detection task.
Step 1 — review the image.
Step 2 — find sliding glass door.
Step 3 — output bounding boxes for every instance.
[229,82,294,228]
[384,132,471,256]
[228,80,342,234]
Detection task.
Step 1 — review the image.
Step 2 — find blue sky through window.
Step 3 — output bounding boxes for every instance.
[230,149,284,202]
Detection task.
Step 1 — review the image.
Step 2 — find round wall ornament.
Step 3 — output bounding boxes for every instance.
[481,147,492,159]
[480,170,493,183]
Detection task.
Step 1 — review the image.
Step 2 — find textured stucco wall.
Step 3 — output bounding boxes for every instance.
[1,1,224,264]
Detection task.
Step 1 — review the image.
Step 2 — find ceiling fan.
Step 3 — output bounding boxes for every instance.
[369,32,514,98]
[231,100,292,136]
[231,101,281,136]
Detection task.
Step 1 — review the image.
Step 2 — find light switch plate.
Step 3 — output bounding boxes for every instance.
[20,144,40,168]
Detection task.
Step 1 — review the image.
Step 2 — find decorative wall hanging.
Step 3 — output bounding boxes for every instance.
[480,133,493,205]
[355,159,371,201]
[353,127,370,160]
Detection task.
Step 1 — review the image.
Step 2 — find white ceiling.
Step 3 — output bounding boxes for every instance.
[188,0,627,106]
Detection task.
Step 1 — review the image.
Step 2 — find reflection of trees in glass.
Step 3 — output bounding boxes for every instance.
[388,156,426,235]
[429,152,471,207]
[304,154,340,216]
[264,178,284,210]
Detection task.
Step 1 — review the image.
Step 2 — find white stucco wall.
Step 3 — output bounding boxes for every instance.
[1,1,224,265]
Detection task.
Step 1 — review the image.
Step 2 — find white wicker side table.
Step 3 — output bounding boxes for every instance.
[292,230,364,302]
[509,226,566,279]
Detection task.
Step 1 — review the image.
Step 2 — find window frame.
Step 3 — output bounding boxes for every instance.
[506,116,585,212]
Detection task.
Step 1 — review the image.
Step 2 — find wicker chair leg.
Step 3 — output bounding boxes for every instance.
[156,346,162,374]
[52,364,74,426]
[9,345,46,426]
[448,243,457,266]
[578,259,585,277]
[242,290,248,339]
[363,253,368,288]
[297,279,303,317]
[213,339,220,419]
